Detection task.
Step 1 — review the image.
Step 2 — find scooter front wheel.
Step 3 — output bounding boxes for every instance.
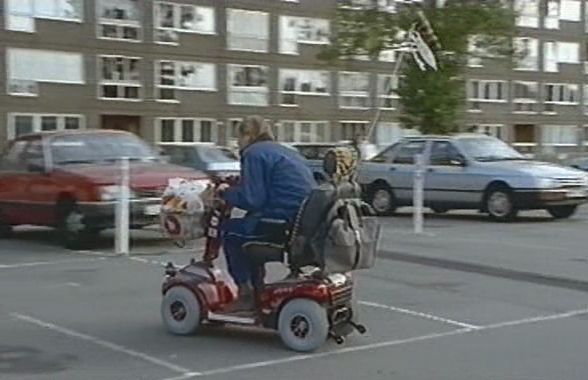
[278,299,329,352]
[161,286,202,335]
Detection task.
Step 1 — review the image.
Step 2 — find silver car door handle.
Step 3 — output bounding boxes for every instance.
[389,167,396,171]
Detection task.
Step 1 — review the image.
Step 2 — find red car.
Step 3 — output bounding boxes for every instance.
[0,130,208,248]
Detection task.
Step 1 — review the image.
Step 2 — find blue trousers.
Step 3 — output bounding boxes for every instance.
[221,216,268,287]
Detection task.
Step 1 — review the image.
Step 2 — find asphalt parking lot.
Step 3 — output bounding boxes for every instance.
[2,207,588,380]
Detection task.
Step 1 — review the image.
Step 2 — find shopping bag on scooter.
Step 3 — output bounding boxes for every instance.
[311,198,380,274]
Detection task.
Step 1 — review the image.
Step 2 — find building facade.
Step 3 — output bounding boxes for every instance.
[1,0,587,155]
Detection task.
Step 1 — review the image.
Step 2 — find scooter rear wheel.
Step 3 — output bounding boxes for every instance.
[278,299,329,352]
[161,287,202,335]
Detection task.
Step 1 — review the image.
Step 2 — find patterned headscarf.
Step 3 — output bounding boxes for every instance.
[323,146,359,184]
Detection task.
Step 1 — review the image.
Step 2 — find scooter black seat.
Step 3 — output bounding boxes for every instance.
[243,242,285,265]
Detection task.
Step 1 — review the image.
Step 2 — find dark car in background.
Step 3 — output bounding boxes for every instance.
[567,156,588,172]
[289,142,380,182]
[159,143,240,178]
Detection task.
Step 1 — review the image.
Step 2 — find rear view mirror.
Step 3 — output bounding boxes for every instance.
[450,154,467,167]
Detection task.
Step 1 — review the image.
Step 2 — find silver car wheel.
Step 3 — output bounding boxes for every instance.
[373,189,392,213]
[487,191,511,218]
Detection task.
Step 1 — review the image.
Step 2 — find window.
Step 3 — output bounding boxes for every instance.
[279,69,330,105]
[583,85,588,114]
[466,125,505,140]
[339,72,370,109]
[560,0,581,21]
[468,80,506,109]
[227,9,269,52]
[378,75,400,109]
[277,121,330,143]
[41,116,58,131]
[514,0,539,27]
[541,125,578,146]
[227,65,269,106]
[97,0,141,41]
[429,141,462,166]
[6,0,83,32]
[545,0,559,29]
[279,16,330,54]
[7,114,83,140]
[156,61,216,101]
[99,56,141,100]
[14,116,34,137]
[154,2,215,44]
[6,48,84,96]
[467,35,484,67]
[393,141,426,165]
[514,37,538,70]
[340,122,369,141]
[558,42,580,63]
[379,50,396,63]
[513,81,538,113]
[544,83,579,104]
[156,118,218,143]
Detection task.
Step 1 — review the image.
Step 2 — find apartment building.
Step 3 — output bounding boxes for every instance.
[1,0,587,155]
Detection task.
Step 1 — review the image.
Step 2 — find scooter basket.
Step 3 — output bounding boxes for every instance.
[160,209,207,243]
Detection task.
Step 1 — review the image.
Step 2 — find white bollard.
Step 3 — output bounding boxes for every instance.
[413,153,425,235]
[115,157,130,255]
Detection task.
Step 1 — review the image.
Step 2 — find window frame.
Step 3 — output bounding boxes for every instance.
[97,55,142,102]
[154,60,217,102]
[279,69,331,106]
[226,8,270,53]
[96,0,142,43]
[338,71,371,110]
[277,120,330,143]
[6,113,85,141]
[227,64,269,107]
[155,118,218,144]
[153,1,216,45]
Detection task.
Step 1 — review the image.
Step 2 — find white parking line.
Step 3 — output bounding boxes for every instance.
[168,306,588,379]
[0,257,106,269]
[11,313,198,376]
[359,300,480,329]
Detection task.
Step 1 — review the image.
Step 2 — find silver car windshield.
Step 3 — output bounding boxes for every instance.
[459,138,525,162]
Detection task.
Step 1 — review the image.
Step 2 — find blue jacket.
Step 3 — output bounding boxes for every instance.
[222,141,316,222]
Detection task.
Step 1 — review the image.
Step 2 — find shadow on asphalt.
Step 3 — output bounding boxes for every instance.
[4,227,168,251]
[388,210,556,224]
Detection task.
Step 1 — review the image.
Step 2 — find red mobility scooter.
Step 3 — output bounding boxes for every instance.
[160,148,379,352]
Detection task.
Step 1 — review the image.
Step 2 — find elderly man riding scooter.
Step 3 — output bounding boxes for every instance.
[219,115,316,311]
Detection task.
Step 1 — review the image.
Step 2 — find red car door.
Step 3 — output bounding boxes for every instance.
[19,137,62,226]
[0,139,31,225]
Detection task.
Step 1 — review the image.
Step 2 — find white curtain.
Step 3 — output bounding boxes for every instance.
[557,42,579,63]
[515,37,538,70]
[560,0,581,21]
[280,16,299,54]
[178,62,215,89]
[227,9,268,51]
[543,42,558,72]
[340,72,369,93]
[9,48,84,83]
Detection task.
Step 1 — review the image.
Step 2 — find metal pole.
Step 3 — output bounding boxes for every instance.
[115,157,130,255]
[366,24,416,142]
[413,153,425,234]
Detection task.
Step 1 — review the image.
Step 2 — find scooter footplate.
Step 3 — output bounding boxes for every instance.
[208,312,256,325]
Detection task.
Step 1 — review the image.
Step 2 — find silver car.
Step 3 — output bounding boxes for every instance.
[359,134,588,221]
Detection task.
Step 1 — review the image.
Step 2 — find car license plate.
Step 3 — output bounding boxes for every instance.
[567,189,587,198]
[144,205,161,216]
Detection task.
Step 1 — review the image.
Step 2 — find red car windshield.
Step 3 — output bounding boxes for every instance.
[50,134,157,165]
